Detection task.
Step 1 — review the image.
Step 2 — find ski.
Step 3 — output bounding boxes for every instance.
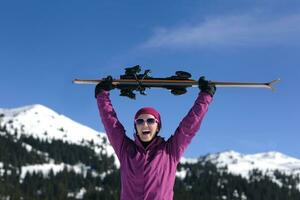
[73,65,280,99]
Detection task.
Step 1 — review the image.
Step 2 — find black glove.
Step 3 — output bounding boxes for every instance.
[94,76,115,98]
[198,76,216,97]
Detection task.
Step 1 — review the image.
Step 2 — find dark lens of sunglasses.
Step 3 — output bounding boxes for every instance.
[136,118,156,125]
[136,119,144,125]
[146,118,156,124]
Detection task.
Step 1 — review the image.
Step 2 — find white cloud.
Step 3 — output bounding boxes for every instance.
[141,13,300,49]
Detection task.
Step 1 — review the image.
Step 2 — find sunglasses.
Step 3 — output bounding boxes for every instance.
[135,118,158,125]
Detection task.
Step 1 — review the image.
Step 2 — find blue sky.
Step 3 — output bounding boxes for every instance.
[1,0,299,158]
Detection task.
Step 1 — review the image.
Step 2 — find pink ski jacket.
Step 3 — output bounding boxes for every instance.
[97,91,213,200]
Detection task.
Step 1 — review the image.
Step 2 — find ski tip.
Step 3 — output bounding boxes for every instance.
[73,79,86,84]
[267,78,280,91]
[72,79,101,84]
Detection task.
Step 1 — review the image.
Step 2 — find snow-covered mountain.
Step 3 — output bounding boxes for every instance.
[0,104,114,157]
[0,104,118,182]
[204,150,300,179]
[178,150,300,191]
[1,104,300,198]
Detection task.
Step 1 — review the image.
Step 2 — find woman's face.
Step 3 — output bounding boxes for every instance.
[135,114,159,142]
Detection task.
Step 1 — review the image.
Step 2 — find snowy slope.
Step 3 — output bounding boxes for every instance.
[179,150,300,190]
[0,104,114,156]
[204,150,300,179]
[0,104,118,179]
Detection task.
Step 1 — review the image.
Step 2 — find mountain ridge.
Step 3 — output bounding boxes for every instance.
[0,104,115,158]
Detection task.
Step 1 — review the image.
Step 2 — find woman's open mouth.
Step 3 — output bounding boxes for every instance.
[142,130,151,135]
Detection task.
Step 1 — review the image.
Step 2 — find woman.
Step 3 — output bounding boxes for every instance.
[95,76,215,200]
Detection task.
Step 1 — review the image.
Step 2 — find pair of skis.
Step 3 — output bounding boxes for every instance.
[73,65,280,99]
